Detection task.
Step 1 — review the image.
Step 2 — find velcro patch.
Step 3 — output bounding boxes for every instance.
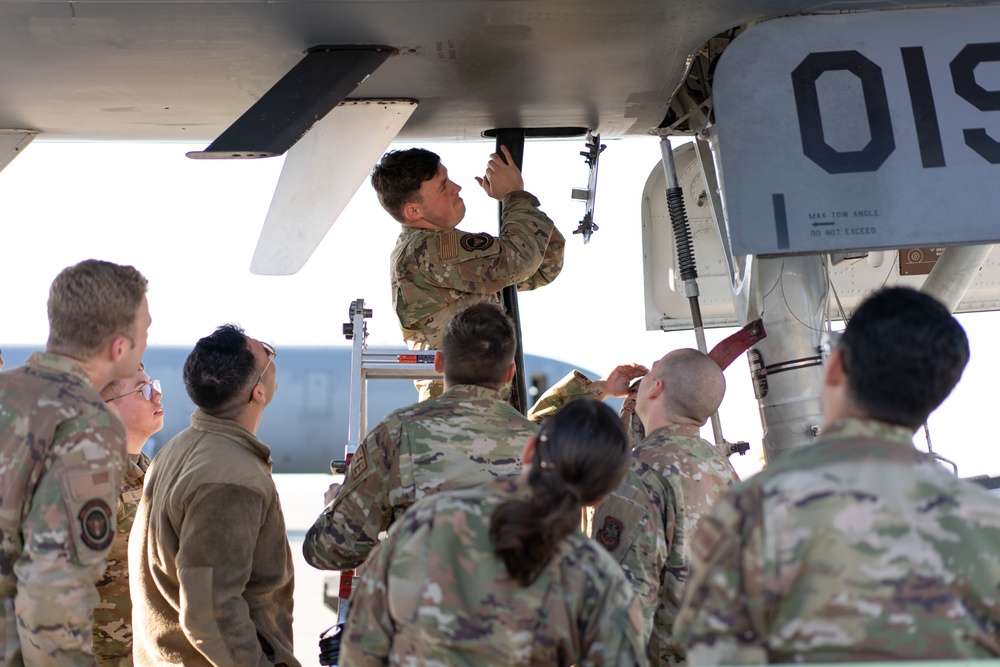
[460,233,495,252]
[66,469,113,501]
[597,516,624,550]
[439,233,459,260]
[78,499,114,551]
[350,447,369,480]
[627,595,644,635]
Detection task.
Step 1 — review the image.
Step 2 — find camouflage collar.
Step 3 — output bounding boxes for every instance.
[125,451,150,483]
[441,383,503,401]
[25,351,95,389]
[820,417,915,447]
[399,225,447,238]
[640,422,703,443]
[190,407,274,468]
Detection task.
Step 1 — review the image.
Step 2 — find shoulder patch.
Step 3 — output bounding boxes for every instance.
[65,468,114,501]
[460,233,495,252]
[439,233,459,260]
[350,446,369,480]
[596,515,624,550]
[78,499,114,551]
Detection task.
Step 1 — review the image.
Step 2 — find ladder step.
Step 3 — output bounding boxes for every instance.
[362,363,441,380]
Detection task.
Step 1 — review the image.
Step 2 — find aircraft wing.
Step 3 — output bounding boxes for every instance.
[0,0,985,144]
[3,0,997,274]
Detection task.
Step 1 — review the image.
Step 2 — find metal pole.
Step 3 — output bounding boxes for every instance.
[495,129,530,415]
[657,134,723,445]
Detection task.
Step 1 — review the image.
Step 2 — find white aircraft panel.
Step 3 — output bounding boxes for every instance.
[714,7,1000,256]
[642,142,742,331]
[250,99,417,276]
[643,147,1000,332]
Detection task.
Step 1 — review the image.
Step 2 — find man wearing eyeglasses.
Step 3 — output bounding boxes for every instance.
[93,364,162,665]
[676,287,1000,662]
[0,259,151,666]
[130,324,299,667]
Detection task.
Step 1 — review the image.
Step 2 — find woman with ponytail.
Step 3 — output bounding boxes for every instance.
[339,398,648,667]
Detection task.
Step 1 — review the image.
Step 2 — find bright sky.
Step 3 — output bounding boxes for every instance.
[2,138,997,481]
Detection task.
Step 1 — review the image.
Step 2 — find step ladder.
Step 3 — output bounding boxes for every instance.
[327,298,443,625]
[332,297,443,474]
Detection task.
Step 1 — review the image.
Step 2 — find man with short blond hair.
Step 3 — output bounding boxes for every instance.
[0,259,150,665]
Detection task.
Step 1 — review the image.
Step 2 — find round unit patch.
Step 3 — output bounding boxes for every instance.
[597,516,624,550]
[460,233,495,252]
[78,499,114,551]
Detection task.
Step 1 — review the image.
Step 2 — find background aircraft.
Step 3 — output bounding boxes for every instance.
[0,346,587,473]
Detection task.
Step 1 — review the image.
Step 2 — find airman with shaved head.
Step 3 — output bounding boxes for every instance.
[590,348,739,666]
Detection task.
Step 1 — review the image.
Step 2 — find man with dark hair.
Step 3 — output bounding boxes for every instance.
[372,146,565,400]
[590,349,738,665]
[675,287,1000,662]
[0,259,150,665]
[304,302,537,571]
[129,325,299,667]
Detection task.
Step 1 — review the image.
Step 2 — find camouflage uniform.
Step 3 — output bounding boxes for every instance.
[303,384,534,571]
[592,424,739,665]
[392,191,565,399]
[526,370,603,423]
[527,370,645,446]
[0,352,127,666]
[340,476,650,667]
[93,452,150,666]
[675,417,1000,663]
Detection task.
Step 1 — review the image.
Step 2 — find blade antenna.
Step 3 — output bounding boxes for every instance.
[571,132,605,243]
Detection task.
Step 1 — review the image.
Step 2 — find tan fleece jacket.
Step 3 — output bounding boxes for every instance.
[129,408,299,667]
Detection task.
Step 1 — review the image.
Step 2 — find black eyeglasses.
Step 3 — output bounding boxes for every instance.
[106,380,161,403]
[249,341,276,403]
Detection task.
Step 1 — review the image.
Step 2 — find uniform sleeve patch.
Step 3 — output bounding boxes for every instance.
[597,515,624,550]
[460,233,495,252]
[67,469,114,501]
[350,446,369,480]
[78,499,114,551]
[439,233,459,260]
